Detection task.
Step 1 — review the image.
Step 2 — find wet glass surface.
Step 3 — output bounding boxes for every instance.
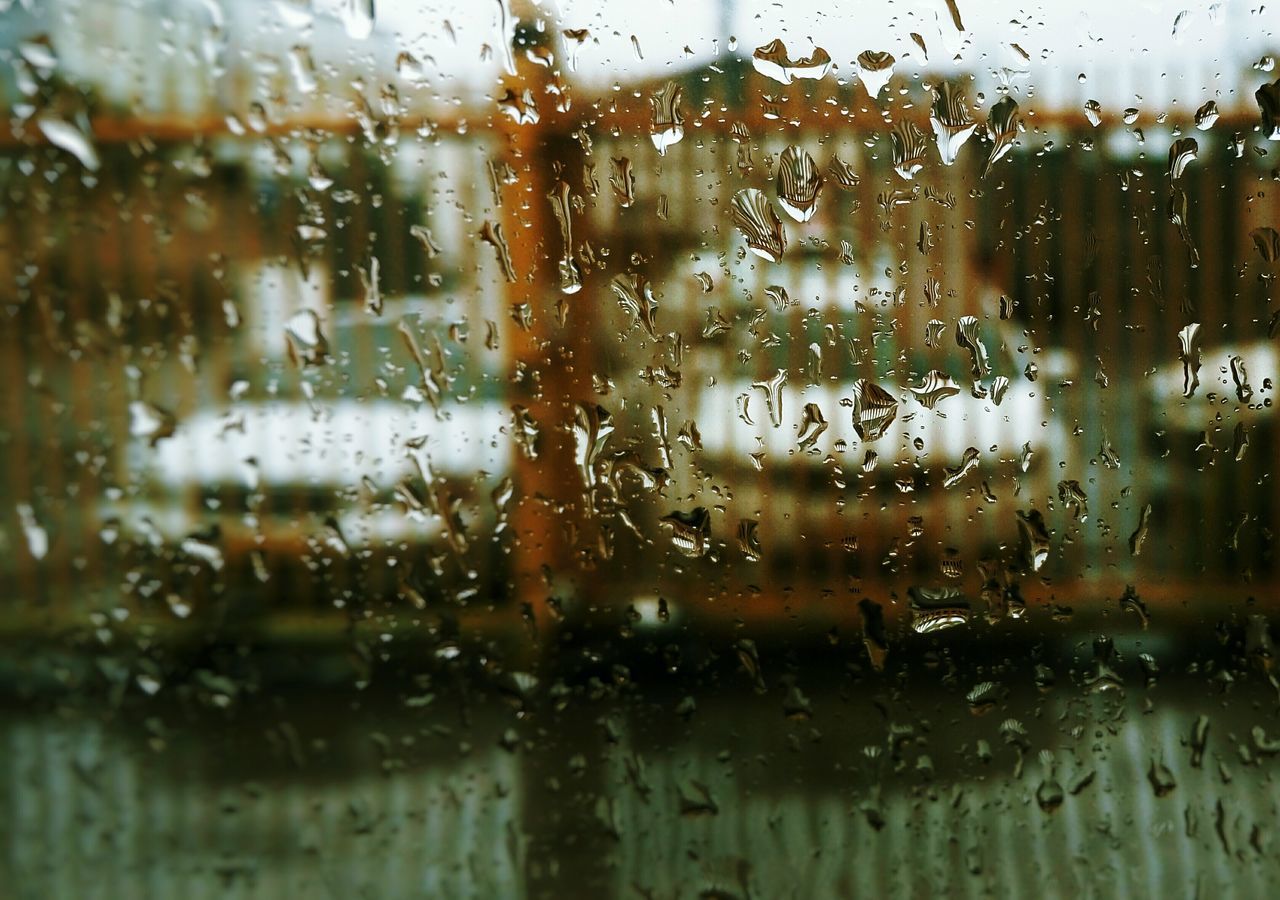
[4,1,1280,896]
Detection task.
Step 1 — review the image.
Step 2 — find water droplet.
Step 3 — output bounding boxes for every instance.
[730,188,787,262]
[36,115,100,171]
[826,155,859,190]
[856,50,895,99]
[609,156,636,208]
[797,403,827,451]
[129,401,176,446]
[1251,226,1280,263]
[661,507,711,557]
[1177,322,1202,398]
[775,145,823,222]
[955,316,991,380]
[890,119,929,180]
[1257,78,1280,139]
[1015,508,1050,572]
[16,503,48,561]
[1083,99,1102,127]
[573,403,615,486]
[288,45,318,94]
[751,369,787,427]
[649,81,684,155]
[908,585,971,633]
[850,380,899,442]
[943,447,980,489]
[737,519,762,562]
[342,0,374,40]
[1168,137,1198,180]
[1148,759,1177,797]
[752,39,831,84]
[910,370,961,410]
[284,309,328,367]
[1194,99,1219,130]
[610,273,660,339]
[478,220,516,283]
[984,96,1020,177]
[930,81,977,166]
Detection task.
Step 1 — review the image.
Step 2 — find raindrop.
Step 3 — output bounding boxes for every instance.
[1194,100,1219,130]
[284,309,328,367]
[1084,99,1102,127]
[661,508,711,557]
[36,116,100,171]
[1257,78,1280,139]
[983,96,1020,177]
[1177,323,1202,398]
[775,145,823,222]
[890,119,929,180]
[1015,508,1050,572]
[649,81,684,155]
[930,81,977,166]
[730,188,787,262]
[910,370,961,410]
[908,585,972,633]
[850,380,899,442]
[342,0,375,40]
[856,51,895,99]
[1167,137,1198,180]
[751,39,831,84]
[15,503,48,561]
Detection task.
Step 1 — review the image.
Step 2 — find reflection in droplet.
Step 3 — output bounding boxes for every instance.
[797,403,827,451]
[984,96,1019,177]
[478,220,517,283]
[775,145,823,222]
[37,115,100,171]
[850,380,898,442]
[1167,137,1198,180]
[649,81,684,155]
[930,81,977,166]
[752,39,831,84]
[610,156,636,208]
[1084,99,1102,127]
[1194,99,1219,130]
[129,401,176,446]
[955,316,991,380]
[910,370,961,410]
[856,50,895,99]
[750,369,787,428]
[730,188,787,262]
[943,447,980,489]
[908,585,971,633]
[1257,78,1280,139]
[284,309,328,366]
[1251,227,1280,263]
[1016,508,1050,572]
[826,155,859,190]
[342,0,374,40]
[890,119,929,180]
[661,507,711,557]
[737,519,762,562]
[610,273,660,339]
[1177,322,1202,398]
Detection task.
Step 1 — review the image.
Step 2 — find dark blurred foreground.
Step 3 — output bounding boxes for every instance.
[5,624,1280,900]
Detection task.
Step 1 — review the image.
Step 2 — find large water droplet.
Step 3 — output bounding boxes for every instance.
[730,188,787,262]
[930,81,977,166]
[775,145,823,222]
[850,380,899,442]
[342,0,375,40]
[649,81,684,155]
[856,50,895,99]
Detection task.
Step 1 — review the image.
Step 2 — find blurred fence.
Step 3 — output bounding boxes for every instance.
[3,49,1280,639]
